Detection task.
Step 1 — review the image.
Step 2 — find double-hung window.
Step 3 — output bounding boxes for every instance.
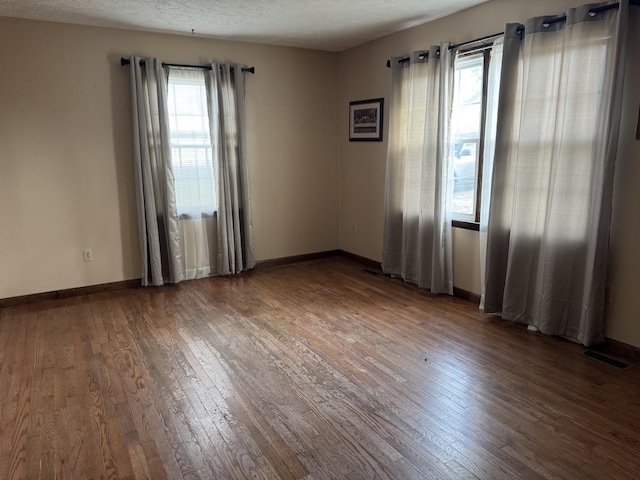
[450,50,490,224]
[167,69,217,217]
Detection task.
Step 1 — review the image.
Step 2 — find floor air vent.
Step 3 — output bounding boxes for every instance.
[581,350,631,370]
[361,269,380,276]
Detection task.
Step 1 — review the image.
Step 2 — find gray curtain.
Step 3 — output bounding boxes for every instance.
[129,57,184,286]
[483,2,628,346]
[482,25,522,312]
[206,64,255,274]
[478,37,504,309]
[382,45,454,294]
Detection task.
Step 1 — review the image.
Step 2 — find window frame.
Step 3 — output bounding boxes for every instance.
[166,68,218,218]
[451,48,492,228]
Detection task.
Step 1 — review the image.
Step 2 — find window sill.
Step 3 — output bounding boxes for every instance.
[452,220,480,231]
[179,211,218,220]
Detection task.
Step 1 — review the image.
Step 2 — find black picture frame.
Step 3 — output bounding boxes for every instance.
[349,98,384,142]
[636,100,640,140]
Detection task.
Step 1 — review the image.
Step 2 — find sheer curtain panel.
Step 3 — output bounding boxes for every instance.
[130,57,184,286]
[483,2,628,345]
[382,45,454,294]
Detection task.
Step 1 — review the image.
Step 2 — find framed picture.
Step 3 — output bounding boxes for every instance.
[349,98,384,141]
[636,101,640,139]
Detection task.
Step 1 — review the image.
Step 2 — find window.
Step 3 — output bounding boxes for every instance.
[450,51,489,223]
[167,69,217,216]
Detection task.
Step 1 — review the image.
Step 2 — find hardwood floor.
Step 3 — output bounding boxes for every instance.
[1,257,639,479]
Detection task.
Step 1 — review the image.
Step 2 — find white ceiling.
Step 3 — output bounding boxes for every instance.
[0,0,489,52]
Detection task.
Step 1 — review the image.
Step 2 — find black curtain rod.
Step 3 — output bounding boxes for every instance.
[120,57,255,74]
[386,50,434,68]
[386,1,626,68]
[540,2,620,27]
[386,30,505,68]
[449,31,504,51]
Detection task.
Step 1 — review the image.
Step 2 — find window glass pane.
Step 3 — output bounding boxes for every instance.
[167,69,216,215]
[452,141,478,215]
[176,114,207,132]
[450,54,484,218]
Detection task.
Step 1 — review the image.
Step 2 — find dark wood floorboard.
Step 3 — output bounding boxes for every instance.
[1,257,639,479]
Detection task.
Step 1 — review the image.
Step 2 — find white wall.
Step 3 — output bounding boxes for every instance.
[337,0,640,347]
[0,18,340,298]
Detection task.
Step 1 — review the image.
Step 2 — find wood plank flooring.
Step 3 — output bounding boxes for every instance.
[1,257,639,479]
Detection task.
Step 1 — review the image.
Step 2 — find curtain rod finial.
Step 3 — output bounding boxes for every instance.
[120,57,131,67]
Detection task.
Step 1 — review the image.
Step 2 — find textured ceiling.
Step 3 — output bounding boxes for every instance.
[0,0,489,52]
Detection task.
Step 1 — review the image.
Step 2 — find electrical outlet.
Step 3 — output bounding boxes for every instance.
[353,223,359,234]
[83,248,93,262]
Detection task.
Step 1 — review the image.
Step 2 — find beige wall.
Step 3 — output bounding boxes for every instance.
[0,18,339,298]
[607,7,640,347]
[338,0,640,347]
[1,1,638,348]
